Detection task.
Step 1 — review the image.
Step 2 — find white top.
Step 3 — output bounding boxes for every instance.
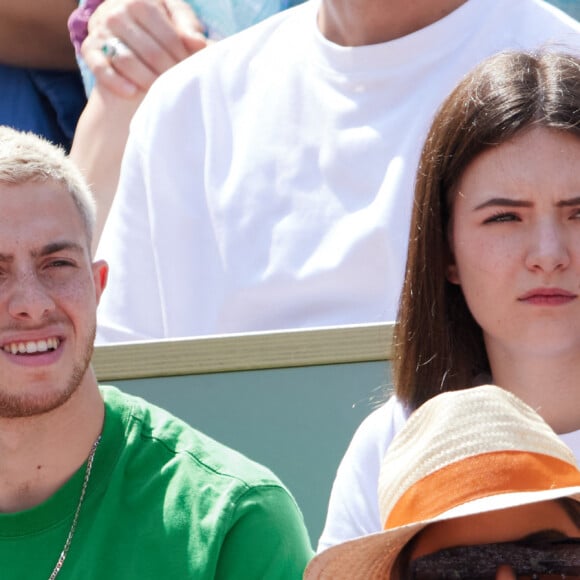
[317,396,580,552]
[96,0,580,343]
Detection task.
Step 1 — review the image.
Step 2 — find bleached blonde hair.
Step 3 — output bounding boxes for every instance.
[0,126,96,246]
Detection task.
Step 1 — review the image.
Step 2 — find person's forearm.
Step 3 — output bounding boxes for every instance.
[0,0,78,69]
[70,86,145,252]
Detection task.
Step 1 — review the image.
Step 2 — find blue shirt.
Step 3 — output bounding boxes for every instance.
[0,64,86,151]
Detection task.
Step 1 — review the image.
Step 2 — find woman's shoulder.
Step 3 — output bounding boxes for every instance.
[347,395,410,459]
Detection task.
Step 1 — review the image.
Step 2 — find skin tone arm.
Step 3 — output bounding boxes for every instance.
[0,0,78,69]
[70,0,208,253]
[71,88,144,256]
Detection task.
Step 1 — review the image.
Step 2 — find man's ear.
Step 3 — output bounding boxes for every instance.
[92,259,109,304]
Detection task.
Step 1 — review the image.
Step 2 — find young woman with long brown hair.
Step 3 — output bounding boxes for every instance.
[319,48,580,552]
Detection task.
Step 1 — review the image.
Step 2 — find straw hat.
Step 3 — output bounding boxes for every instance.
[306,385,580,579]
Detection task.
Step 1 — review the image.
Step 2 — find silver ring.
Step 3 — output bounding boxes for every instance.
[101,38,127,60]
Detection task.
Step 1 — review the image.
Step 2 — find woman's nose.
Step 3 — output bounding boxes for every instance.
[524,221,570,273]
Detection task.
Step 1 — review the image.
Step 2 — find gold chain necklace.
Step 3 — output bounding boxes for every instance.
[48,435,101,580]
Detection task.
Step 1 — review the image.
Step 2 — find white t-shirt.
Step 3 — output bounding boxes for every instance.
[317,396,580,552]
[95,0,580,343]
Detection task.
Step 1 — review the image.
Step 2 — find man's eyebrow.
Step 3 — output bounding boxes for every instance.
[0,242,85,263]
[35,241,85,257]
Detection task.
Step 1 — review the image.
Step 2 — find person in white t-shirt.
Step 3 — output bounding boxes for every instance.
[95,0,580,343]
[318,49,580,552]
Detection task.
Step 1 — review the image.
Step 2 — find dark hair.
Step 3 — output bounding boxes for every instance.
[390,532,421,580]
[394,50,580,410]
[558,497,580,528]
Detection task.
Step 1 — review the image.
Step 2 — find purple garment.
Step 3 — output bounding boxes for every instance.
[68,0,104,54]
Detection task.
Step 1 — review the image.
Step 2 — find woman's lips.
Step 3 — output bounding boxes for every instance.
[518,288,577,305]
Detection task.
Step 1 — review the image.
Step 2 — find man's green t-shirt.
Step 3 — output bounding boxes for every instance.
[0,386,313,578]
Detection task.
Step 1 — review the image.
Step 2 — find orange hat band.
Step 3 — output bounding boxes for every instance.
[385,450,580,529]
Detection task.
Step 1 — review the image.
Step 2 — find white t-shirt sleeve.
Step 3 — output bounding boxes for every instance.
[317,395,409,552]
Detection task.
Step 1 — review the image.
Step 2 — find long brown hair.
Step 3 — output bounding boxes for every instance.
[394,50,580,410]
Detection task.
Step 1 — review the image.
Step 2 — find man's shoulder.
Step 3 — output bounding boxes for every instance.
[87,386,311,576]
[100,385,286,494]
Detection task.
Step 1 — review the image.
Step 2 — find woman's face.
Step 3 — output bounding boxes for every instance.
[447,127,580,363]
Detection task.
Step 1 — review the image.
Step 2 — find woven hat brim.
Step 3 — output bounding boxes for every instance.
[305,487,580,579]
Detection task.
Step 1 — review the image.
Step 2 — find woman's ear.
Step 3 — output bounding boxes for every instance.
[446,262,460,285]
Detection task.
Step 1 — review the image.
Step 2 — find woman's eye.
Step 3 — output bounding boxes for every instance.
[483,212,519,224]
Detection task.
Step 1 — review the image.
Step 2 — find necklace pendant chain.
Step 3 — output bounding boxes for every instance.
[48,434,101,580]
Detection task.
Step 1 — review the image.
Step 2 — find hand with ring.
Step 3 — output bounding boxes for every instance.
[101,37,130,60]
[81,0,209,98]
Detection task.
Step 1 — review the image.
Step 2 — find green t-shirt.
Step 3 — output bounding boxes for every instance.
[0,386,313,578]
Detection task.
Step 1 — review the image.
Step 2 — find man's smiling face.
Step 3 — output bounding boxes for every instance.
[0,179,107,418]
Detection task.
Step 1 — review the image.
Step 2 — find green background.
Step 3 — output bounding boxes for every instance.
[548,0,580,20]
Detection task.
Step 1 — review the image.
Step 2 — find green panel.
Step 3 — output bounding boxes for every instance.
[547,0,580,19]
[111,360,392,545]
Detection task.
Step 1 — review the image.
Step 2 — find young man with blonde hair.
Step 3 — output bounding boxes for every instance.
[0,127,312,579]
